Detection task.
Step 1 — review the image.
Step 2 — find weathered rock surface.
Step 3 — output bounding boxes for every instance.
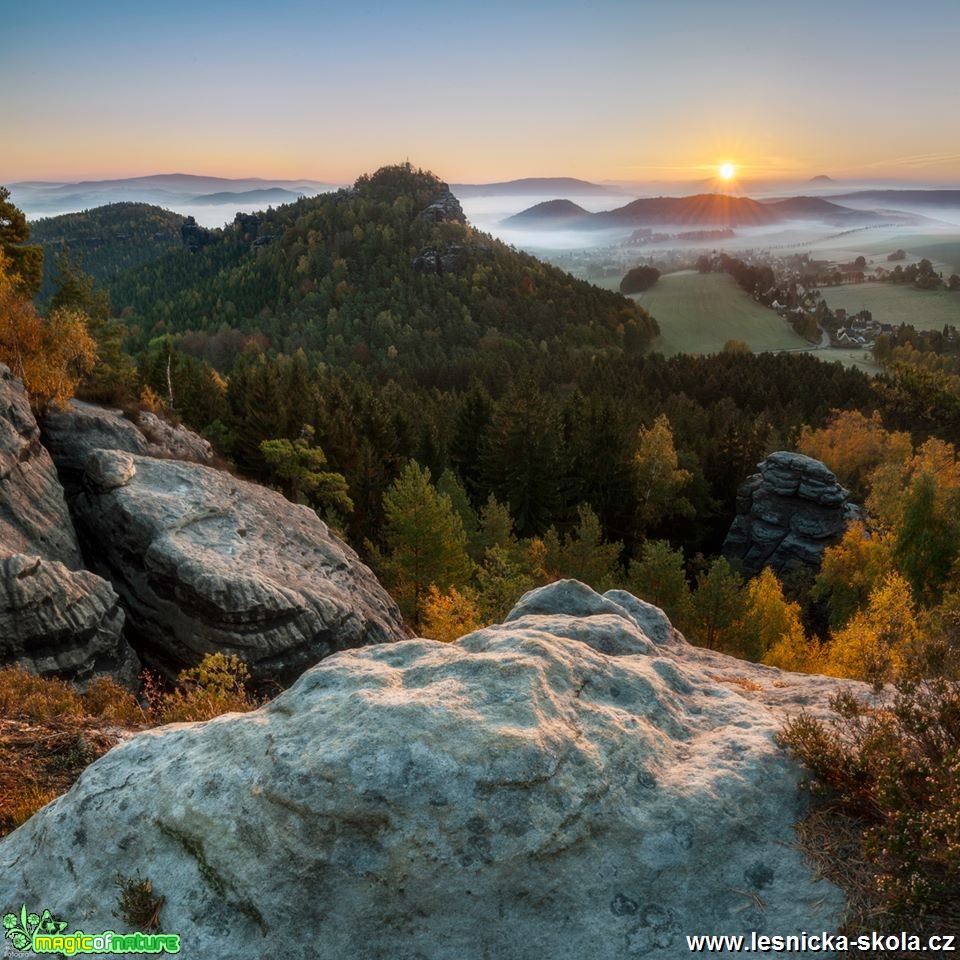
[722,450,859,577]
[71,449,406,681]
[0,554,138,685]
[412,243,470,275]
[0,581,854,959]
[417,189,466,223]
[0,364,82,567]
[0,367,137,683]
[42,400,212,494]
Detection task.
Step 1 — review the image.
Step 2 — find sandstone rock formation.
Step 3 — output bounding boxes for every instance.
[417,189,466,223]
[0,555,138,685]
[0,366,137,683]
[722,450,859,577]
[71,449,406,681]
[42,400,212,494]
[0,581,853,958]
[0,364,82,567]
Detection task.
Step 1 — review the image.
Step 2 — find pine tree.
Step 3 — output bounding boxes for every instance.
[692,557,744,650]
[379,461,473,623]
[627,539,693,631]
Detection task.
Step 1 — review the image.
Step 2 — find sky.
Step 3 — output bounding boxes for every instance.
[5,0,960,185]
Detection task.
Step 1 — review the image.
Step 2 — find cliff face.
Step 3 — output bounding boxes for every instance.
[0,364,82,568]
[722,451,859,577]
[0,366,137,683]
[0,581,854,959]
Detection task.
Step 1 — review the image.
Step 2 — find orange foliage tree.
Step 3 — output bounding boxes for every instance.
[0,253,97,411]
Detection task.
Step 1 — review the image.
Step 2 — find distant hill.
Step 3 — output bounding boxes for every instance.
[107,165,658,370]
[595,194,778,227]
[28,202,186,301]
[808,175,836,184]
[831,189,960,207]
[501,199,590,226]
[451,177,625,198]
[761,196,886,225]
[191,188,307,206]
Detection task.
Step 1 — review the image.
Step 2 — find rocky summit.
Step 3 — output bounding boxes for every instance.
[71,448,406,681]
[722,450,859,577]
[0,581,853,959]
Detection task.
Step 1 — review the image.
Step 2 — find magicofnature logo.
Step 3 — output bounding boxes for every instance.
[3,905,180,955]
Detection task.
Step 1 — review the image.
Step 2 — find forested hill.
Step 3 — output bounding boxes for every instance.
[107,164,659,376]
[29,202,185,302]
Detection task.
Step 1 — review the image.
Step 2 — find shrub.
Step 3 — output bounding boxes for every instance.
[0,667,85,722]
[419,585,482,642]
[780,680,960,919]
[156,653,256,723]
[81,676,144,725]
[114,872,164,931]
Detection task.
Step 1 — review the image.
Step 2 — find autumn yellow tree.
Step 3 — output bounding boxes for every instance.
[819,571,919,682]
[633,413,693,533]
[798,409,911,493]
[0,253,97,411]
[735,567,807,662]
[811,521,894,627]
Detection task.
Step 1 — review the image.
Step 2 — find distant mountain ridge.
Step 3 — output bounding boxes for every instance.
[8,174,339,218]
[504,192,913,229]
[451,177,625,198]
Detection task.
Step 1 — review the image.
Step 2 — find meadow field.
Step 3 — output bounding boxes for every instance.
[821,282,960,330]
[623,271,810,356]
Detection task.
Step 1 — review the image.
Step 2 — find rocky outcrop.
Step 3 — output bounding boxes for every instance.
[0,555,138,685]
[0,368,137,683]
[0,364,82,568]
[180,215,215,251]
[722,451,859,577]
[417,189,466,224]
[0,581,853,958]
[71,449,406,681]
[412,243,470,275]
[136,411,213,464]
[42,401,212,494]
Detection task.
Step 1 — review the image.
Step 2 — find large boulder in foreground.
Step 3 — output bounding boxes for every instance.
[0,364,82,568]
[0,582,850,958]
[722,450,859,577]
[71,449,406,681]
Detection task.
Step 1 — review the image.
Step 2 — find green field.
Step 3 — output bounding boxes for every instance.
[821,282,960,331]
[626,271,810,356]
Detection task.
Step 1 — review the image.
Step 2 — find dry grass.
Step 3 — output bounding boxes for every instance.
[793,803,958,958]
[0,718,122,837]
[709,673,764,693]
[0,654,258,837]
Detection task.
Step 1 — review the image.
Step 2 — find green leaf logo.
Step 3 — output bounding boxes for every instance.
[2,903,69,951]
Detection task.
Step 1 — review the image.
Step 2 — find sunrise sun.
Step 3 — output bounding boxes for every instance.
[718,162,736,181]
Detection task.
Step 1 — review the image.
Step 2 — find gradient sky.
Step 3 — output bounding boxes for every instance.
[5,0,960,184]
